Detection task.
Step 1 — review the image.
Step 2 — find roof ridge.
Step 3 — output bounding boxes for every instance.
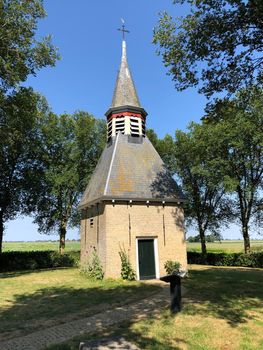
[103,132,120,195]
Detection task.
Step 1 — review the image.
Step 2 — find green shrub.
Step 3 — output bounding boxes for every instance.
[119,246,136,281]
[187,251,263,268]
[0,250,80,272]
[164,260,182,274]
[80,249,104,280]
[187,235,200,243]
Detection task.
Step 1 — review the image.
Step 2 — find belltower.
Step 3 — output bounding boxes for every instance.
[79,32,187,280]
[105,40,147,140]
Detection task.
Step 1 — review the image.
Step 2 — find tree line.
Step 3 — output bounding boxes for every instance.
[0,87,106,254]
[0,1,106,253]
[152,0,263,253]
[147,87,263,254]
[1,0,262,254]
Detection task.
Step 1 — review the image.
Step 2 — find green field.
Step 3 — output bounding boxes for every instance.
[2,240,80,252]
[187,240,263,253]
[3,240,263,253]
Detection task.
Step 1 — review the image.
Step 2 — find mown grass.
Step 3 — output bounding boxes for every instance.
[0,268,160,341]
[187,240,263,253]
[3,240,263,253]
[46,265,263,350]
[2,240,80,252]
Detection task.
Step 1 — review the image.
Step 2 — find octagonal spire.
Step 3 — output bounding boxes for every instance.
[111,40,141,108]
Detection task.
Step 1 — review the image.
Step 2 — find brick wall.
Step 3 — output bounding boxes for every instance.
[80,201,187,279]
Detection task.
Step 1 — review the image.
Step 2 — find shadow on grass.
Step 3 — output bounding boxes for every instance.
[2,266,263,349]
[118,320,185,350]
[46,319,183,350]
[0,281,160,339]
[44,267,263,350]
[183,266,263,327]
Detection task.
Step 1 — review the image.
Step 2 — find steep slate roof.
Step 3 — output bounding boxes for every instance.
[79,133,185,208]
[111,41,141,108]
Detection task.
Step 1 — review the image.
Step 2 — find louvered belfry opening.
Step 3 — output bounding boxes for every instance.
[105,40,147,142]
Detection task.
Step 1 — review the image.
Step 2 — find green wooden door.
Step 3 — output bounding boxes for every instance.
[138,239,156,280]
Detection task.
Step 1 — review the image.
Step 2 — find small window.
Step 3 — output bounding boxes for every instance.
[90,218,94,228]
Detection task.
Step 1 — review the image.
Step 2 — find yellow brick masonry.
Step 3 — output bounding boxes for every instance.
[80,202,187,279]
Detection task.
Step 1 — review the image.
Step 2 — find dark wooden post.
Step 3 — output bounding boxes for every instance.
[160,273,183,314]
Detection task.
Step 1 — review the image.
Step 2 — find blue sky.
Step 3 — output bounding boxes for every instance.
[4,0,255,241]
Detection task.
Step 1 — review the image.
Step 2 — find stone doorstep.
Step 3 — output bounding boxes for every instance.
[79,336,140,350]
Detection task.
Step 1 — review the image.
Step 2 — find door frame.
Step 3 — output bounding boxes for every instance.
[135,237,160,280]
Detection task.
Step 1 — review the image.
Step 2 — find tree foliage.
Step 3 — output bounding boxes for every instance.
[0,88,49,252]
[148,87,263,253]
[146,129,176,171]
[153,0,263,97]
[0,0,59,91]
[174,123,232,254]
[147,126,231,254]
[0,0,58,252]
[33,112,106,253]
[204,87,263,252]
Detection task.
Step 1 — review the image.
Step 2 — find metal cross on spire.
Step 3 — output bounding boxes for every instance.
[117,18,130,40]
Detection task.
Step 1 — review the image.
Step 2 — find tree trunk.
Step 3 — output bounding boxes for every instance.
[242,224,250,254]
[0,211,3,253]
[236,186,251,254]
[199,227,207,255]
[59,219,67,255]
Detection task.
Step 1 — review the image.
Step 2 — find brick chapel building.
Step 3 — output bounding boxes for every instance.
[79,38,187,280]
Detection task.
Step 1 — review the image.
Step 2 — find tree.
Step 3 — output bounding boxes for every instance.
[153,0,263,97]
[0,0,58,252]
[146,129,175,171]
[187,235,200,243]
[148,126,230,254]
[0,0,59,91]
[0,88,49,252]
[206,233,222,243]
[205,87,263,253]
[174,124,231,254]
[33,112,106,254]
[146,129,159,149]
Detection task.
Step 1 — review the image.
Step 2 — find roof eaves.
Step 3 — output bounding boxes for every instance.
[78,195,187,210]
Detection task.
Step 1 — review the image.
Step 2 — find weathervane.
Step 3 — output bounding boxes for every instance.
[117,18,130,40]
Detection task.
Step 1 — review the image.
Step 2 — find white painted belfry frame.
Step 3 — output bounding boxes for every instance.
[135,237,160,280]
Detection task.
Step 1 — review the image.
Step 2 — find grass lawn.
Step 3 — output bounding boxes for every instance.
[0,268,161,341]
[187,240,263,253]
[45,265,263,350]
[2,240,80,252]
